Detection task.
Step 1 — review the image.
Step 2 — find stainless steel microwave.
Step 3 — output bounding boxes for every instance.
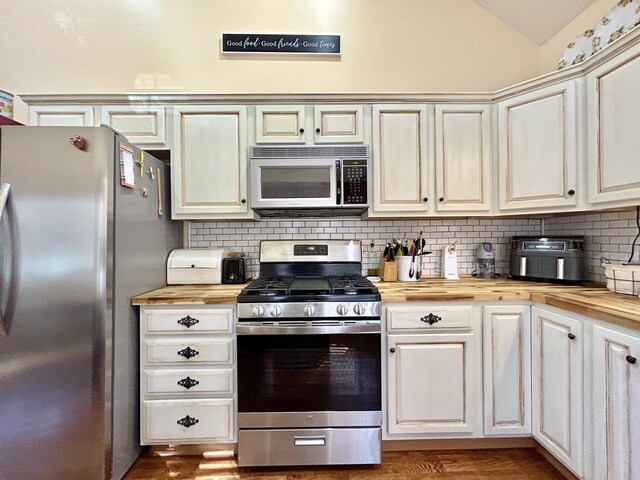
[249,145,370,217]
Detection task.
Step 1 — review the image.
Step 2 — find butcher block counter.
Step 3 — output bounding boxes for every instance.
[132,277,640,331]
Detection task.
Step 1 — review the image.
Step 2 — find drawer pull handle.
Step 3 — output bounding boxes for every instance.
[627,355,637,365]
[177,415,199,428]
[567,333,576,340]
[177,376,200,389]
[294,435,326,446]
[389,347,396,353]
[177,315,199,328]
[177,346,199,359]
[421,313,442,325]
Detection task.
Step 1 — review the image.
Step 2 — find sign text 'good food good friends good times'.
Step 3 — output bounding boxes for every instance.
[222,34,340,55]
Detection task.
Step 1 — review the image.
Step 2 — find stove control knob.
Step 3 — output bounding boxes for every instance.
[252,305,265,317]
[303,304,316,316]
[336,304,349,316]
[270,305,282,317]
[353,304,366,316]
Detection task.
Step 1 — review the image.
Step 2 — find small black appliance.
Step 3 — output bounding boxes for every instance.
[222,257,246,284]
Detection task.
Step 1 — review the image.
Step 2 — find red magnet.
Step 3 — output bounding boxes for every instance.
[69,135,86,151]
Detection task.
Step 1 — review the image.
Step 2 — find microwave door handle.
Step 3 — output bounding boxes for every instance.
[335,160,341,205]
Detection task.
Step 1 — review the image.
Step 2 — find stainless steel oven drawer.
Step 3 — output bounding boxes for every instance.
[237,427,381,466]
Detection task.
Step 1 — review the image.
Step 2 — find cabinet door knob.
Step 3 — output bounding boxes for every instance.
[423,197,428,202]
[315,127,321,133]
[177,415,199,428]
[177,315,199,328]
[241,198,246,204]
[299,128,305,134]
[627,355,637,365]
[439,197,444,202]
[568,189,575,196]
[389,347,396,353]
[567,333,576,340]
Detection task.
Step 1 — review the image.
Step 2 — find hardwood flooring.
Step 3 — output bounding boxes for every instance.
[124,448,567,480]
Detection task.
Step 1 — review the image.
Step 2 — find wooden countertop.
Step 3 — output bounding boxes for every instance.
[132,277,640,331]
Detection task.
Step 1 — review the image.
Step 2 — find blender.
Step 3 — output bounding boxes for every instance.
[476,242,496,278]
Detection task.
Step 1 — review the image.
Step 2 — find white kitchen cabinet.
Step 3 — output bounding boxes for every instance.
[434,104,492,213]
[255,105,306,144]
[586,42,640,207]
[313,104,364,143]
[28,105,94,126]
[100,105,166,146]
[371,104,432,216]
[592,324,640,480]
[385,304,482,437]
[171,105,251,220]
[497,80,581,213]
[482,305,531,436]
[139,305,236,445]
[254,104,365,144]
[531,306,583,477]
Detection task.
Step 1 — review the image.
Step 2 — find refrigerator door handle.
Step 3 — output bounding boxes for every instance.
[0,183,10,221]
[0,182,12,337]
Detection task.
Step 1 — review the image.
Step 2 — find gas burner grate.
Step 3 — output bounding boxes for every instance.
[328,275,378,295]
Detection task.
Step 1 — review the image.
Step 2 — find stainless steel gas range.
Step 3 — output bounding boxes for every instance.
[236,240,382,467]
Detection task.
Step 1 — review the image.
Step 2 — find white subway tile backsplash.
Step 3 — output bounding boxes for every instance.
[188,209,639,282]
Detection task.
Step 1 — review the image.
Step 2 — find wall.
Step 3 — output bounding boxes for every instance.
[544,209,640,283]
[539,0,617,73]
[0,0,542,123]
[190,218,543,278]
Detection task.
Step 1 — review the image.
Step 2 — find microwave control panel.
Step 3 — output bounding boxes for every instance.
[342,159,368,205]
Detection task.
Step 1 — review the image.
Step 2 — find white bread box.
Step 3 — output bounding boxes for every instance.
[167,249,229,285]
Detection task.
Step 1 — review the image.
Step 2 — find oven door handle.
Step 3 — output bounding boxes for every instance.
[236,322,381,335]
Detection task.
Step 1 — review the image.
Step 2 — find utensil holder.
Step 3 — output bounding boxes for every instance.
[378,255,398,282]
[397,256,417,282]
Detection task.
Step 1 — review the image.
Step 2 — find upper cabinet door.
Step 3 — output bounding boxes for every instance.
[587,44,640,207]
[371,104,431,215]
[497,80,580,213]
[313,105,364,143]
[28,105,94,126]
[100,105,166,146]
[435,104,492,213]
[255,105,306,143]
[172,105,250,220]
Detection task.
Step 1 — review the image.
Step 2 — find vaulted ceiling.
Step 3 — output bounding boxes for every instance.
[474,0,597,45]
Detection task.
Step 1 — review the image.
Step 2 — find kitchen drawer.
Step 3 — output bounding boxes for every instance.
[386,305,473,331]
[142,308,233,335]
[143,368,234,396]
[142,399,234,444]
[143,337,233,365]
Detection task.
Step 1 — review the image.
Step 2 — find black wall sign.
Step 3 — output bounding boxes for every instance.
[222,34,340,55]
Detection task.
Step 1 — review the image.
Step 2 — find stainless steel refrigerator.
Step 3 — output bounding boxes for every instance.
[0,126,182,480]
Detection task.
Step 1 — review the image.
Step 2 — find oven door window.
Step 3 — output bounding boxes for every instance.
[260,166,331,199]
[238,333,381,412]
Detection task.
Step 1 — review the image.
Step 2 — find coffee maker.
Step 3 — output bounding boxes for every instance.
[476,242,496,279]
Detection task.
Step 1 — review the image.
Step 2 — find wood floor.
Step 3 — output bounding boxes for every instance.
[124,448,566,480]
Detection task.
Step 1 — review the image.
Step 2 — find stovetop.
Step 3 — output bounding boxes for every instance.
[238,275,380,303]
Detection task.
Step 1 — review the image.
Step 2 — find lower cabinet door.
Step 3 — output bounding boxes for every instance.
[592,324,640,480]
[142,398,234,444]
[483,305,531,436]
[386,333,480,436]
[531,307,583,477]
